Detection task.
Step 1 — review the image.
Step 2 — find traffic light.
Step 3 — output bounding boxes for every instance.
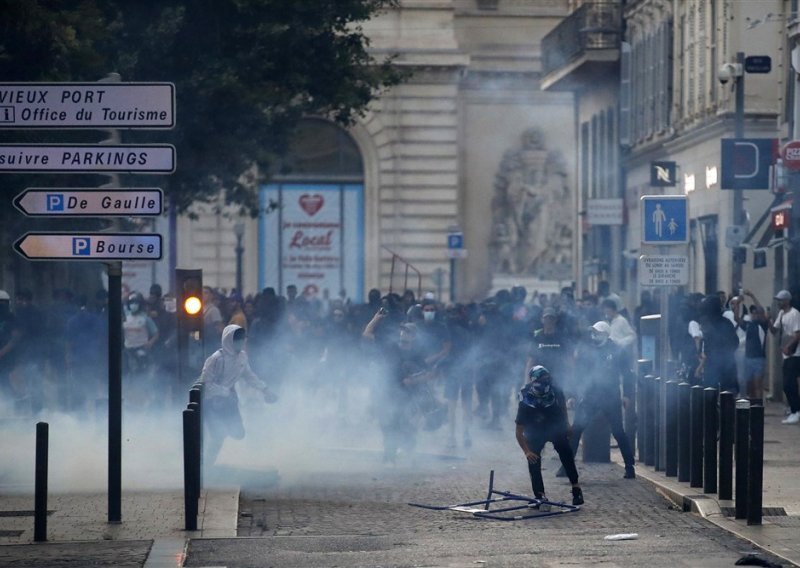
[176,268,203,332]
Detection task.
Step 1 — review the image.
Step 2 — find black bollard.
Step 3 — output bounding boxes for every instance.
[703,388,718,494]
[677,382,691,482]
[718,392,735,500]
[183,409,198,531]
[188,402,201,502]
[689,385,704,488]
[636,360,653,463]
[34,422,49,542]
[747,404,764,526]
[654,377,663,471]
[735,399,750,520]
[644,375,656,466]
[665,381,678,476]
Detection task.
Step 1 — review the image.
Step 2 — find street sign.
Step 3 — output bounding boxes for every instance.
[744,55,771,74]
[639,255,689,286]
[13,232,162,261]
[650,161,677,187]
[587,198,624,225]
[720,138,777,190]
[0,83,174,128]
[14,188,162,217]
[447,231,464,249]
[0,144,175,173]
[445,249,468,259]
[782,140,800,170]
[641,195,688,244]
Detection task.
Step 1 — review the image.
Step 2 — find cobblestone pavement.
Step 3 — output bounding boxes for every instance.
[186,428,786,568]
[0,540,153,567]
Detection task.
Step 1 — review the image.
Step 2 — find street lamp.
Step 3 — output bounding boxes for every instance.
[234,221,245,295]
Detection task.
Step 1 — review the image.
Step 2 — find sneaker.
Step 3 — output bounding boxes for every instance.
[624,465,636,479]
[782,412,800,425]
[572,487,584,506]
[555,465,567,478]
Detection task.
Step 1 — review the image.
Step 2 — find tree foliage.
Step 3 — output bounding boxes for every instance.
[0,0,403,213]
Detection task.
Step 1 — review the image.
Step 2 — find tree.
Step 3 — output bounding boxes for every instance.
[0,0,404,212]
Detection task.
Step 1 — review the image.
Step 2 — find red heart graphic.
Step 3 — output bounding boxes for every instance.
[299,194,324,216]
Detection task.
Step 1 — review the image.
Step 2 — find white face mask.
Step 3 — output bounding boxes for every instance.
[232,339,246,353]
[423,311,435,322]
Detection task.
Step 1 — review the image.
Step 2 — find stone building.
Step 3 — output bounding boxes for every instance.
[175,0,577,302]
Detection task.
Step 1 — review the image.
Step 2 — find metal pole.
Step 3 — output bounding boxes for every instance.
[656,377,665,471]
[34,422,49,542]
[703,388,718,494]
[732,51,745,293]
[643,375,655,466]
[718,391,735,500]
[107,261,123,523]
[636,360,652,462]
[183,408,198,531]
[449,258,456,302]
[747,404,764,526]
[689,385,704,488]
[677,382,691,482]
[735,399,751,519]
[654,377,663,471]
[188,401,201,502]
[665,381,678,476]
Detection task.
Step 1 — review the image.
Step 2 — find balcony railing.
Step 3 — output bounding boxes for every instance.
[541,1,622,77]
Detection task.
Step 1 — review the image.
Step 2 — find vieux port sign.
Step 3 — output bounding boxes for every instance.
[0,82,174,261]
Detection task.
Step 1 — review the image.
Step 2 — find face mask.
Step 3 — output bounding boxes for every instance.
[128,303,140,313]
[423,311,435,322]
[232,339,246,353]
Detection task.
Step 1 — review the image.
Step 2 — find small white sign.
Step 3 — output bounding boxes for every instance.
[446,249,468,259]
[14,188,162,216]
[639,254,689,286]
[0,145,175,173]
[0,83,174,128]
[14,232,162,261]
[587,198,624,226]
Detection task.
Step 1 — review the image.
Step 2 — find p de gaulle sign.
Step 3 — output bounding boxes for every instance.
[13,232,162,261]
[14,188,162,217]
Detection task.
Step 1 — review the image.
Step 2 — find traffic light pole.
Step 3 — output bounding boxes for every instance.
[106,261,122,523]
[732,51,745,294]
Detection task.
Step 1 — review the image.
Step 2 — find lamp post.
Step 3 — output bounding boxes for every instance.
[234,222,245,295]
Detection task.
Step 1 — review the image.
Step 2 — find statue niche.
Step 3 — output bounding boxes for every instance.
[489,128,572,276]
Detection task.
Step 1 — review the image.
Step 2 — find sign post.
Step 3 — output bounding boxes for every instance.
[13,233,162,261]
[446,228,464,301]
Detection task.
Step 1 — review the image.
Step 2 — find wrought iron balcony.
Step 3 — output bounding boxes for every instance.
[541,1,622,91]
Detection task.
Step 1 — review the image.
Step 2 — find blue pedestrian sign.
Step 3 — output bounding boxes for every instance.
[641,195,688,244]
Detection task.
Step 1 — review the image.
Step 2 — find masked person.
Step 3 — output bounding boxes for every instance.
[122,292,159,406]
[515,366,583,506]
[199,325,278,465]
[566,321,636,480]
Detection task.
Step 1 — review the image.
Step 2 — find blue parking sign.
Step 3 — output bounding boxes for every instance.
[641,196,688,244]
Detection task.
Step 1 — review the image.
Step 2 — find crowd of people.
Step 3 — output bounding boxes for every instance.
[1,279,796,496]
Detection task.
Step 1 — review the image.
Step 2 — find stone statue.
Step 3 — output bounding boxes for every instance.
[489,128,572,276]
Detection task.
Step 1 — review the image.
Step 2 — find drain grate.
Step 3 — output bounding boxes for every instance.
[720,506,787,517]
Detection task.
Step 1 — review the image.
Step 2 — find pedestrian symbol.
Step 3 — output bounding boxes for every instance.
[641,196,688,244]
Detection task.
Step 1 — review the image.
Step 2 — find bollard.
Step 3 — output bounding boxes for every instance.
[183,409,198,531]
[747,404,764,526]
[677,382,691,482]
[718,392,735,500]
[643,375,656,466]
[636,360,653,462]
[689,385,704,487]
[664,381,678,476]
[34,422,49,542]
[654,377,663,471]
[703,388,718,494]
[188,401,201,501]
[735,399,750,520]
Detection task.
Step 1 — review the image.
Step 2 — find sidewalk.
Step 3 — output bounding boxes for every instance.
[615,400,800,568]
[0,487,238,567]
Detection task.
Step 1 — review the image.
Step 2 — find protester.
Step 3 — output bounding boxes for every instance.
[735,291,769,400]
[770,290,800,424]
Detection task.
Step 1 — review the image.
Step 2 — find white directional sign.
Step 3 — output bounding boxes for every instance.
[587,198,624,226]
[14,232,162,261]
[0,144,175,173]
[445,249,468,259]
[14,188,162,217]
[639,254,689,286]
[0,83,174,128]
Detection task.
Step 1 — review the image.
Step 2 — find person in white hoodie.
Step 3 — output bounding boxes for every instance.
[199,324,277,463]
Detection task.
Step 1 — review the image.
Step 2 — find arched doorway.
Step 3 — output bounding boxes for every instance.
[259,118,365,301]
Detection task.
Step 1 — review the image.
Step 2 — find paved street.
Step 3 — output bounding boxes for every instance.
[186,427,782,568]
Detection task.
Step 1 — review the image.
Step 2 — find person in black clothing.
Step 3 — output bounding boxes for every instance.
[526,307,574,392]
[734,290,769,400]
[695,294,739,392]
[566,321,636,479]
[515,365,583,506]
